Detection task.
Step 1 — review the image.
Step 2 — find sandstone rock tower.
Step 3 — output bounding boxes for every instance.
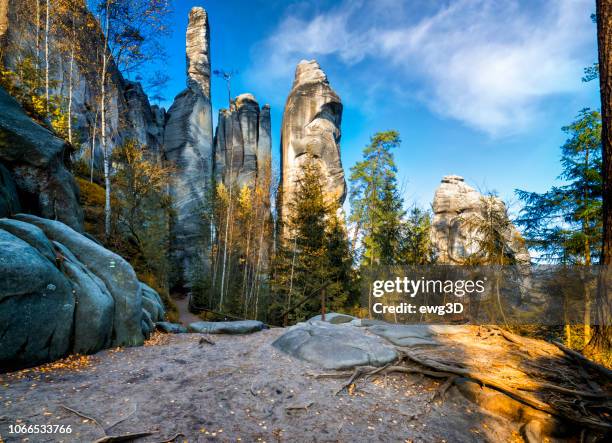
[430,175,530,264]
[164,7,214,286]
[213,93,272,190]
[278,60,346,230]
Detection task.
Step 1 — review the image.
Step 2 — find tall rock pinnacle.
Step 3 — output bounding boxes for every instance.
[278,60,346,230]
[186,6,210,97]
[164,6,214,288]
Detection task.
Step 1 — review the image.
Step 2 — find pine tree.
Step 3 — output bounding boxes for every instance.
[272,158,354,324]
[349,130,404,266]
[516,109,602,346]
[400,206,435,265]
[516,109,602,265]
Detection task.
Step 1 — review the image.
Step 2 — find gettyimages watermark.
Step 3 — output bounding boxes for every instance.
[361,265,612,325]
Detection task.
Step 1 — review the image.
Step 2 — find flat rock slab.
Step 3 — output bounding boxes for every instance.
[272,321,397,370]
[156,322,188,334]
[188,320,265,334]
[308,312,357,324]
[367,324,468,347]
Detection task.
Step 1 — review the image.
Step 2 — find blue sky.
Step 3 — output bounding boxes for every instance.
[154,0,600,214]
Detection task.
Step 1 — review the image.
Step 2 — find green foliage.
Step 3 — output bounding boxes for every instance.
[516,109,602,264]
[462,194,519,265]
[272,158,355,324]
[110,139,173,290]
[349,130,405,266]
[399,206,435,265]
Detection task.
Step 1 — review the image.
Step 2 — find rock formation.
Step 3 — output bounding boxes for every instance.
[0,214,165,370]
[430,175,530,264]
[0,87,83,231]
[214,93,272,190]
[164,7,214,287]
[0,1,164,166]
[278,60,346,229]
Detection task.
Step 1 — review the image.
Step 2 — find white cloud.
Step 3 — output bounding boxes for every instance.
[248,0,595,136]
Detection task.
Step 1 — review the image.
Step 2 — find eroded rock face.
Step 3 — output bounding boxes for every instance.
[0,87,83,231]
[278,60,346,228]
[214,93,272,190]
[164,6,214,287]
[0,214,165,369]
[1,2,164,164]
[430,175,530,264]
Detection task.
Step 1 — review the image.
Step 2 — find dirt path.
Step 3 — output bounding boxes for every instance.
[0,330,525,443]
[172,296,201,326]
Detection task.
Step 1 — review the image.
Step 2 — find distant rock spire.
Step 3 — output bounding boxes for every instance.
[186,6,211,97]
[278,60,346,230]
[430,175,530,264]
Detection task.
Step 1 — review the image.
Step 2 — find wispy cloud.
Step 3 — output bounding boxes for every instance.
[247,0,595,136]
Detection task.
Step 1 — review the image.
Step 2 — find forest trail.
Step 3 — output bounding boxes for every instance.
[1,326,610,442]
[0,331,528,443]
[172,295,201,326]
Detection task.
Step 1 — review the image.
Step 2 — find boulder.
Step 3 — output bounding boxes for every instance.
[308,312,357,325]
[0,163,20,217]
[0,87,83,231]
[14,214,144,347]
[430,175,530,264]
[188,320,265,334]
[156,322,188,334]
[52,241,114,354]
[278,60,345,232]
[272,321,397,370]
[164,7,214,288]
[0,229,74,370]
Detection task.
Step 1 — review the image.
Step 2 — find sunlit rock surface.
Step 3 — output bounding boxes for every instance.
[278,60,346,229]
[214,93,272,190]
[430,175,530,264]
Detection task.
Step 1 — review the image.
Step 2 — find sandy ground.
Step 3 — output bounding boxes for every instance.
[0,330,525,443]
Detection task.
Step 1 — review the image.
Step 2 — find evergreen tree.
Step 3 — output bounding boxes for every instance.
[349,131,404,266]
[272,158,354,324]
[399,206,435,265]
[516,109,602,346]
[516,109,603,265]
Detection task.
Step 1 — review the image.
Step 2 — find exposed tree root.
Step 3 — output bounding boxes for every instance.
[92,431,154,443]
[552,340,612,380]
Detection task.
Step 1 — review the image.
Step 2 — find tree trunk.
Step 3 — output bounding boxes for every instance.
[101,0,111,240]
[44,0,49,114]
[586,0,612,359]
[35,0,40,71]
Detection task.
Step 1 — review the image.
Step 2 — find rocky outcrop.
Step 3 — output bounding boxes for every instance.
[214,94,272,190]
[0,87,83,231]
[0,214,165,370]
[0,1,164,166]
[123,81,166,160]
[430,175,530,264]
[164,7,214,287]
[278,60,345,229]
